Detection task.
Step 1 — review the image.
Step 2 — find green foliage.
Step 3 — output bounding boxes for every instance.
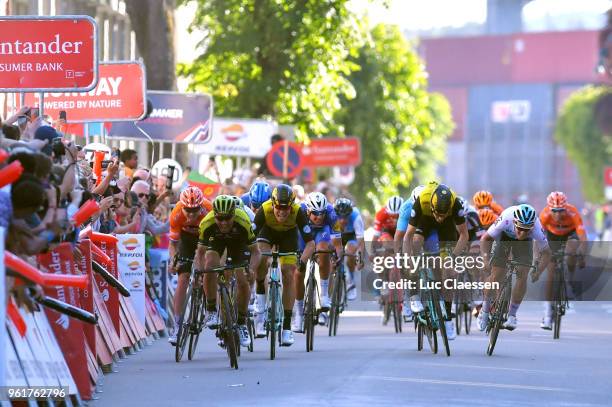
[178,0,363,138]
[556,85,612,203]
[338,25,453,210]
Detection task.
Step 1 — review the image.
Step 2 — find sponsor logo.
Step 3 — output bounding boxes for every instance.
[221,123,247,142]
[131,280,141,289]
[128,261,140,271]
[122,237,139,251]
[55,314,70,330]
[101,288,109,302]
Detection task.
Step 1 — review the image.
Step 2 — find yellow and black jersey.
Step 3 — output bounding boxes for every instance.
[254,199,313,241]
[198,208,256,247]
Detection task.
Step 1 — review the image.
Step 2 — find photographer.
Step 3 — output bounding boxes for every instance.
[131,180,170,235]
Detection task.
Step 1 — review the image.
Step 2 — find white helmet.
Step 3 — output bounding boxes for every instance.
[305,192,328,212]
[386,196,404,214]
[410,185,425,202]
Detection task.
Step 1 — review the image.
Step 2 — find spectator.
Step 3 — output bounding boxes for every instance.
[2,124,20,141]
[131,180,169,235]
[120,149,138,178]
[257,134,284,176]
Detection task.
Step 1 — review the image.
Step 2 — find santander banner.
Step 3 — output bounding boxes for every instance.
[0,16,98,91]
[301,137,362,167]
[23,61,146,122]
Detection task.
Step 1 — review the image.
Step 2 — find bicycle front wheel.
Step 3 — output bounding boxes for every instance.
[432,298,450,356]
[175,282,194,363]
[305,275,316,351]
[329,269,342,336]
[220,288,239,369]
[187,288,205,360]
[553,304,562,340]
[269,283,278,360]
[487,286,509,356]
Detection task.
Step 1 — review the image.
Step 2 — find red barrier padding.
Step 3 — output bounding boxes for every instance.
[5,251,45,285]
[0,160,24,189]
[90,232,118,244]
[71,199,100,227]
[7,298,27,337]
[79,225,92,239]
[90,242,111,266]
[42,273,89,289]
[0,148,9,163]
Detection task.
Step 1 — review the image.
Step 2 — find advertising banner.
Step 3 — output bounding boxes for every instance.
[23,61,146,122]
[78,240,95,353]
[96,240,120,333]
[0,16,98,91]
[195,118,276,157]
[37,243,90,398]
[301,137,362,167]
[149,248,169,312]
[116,234,146,325]
[0,228,4,387]
[108,91,213,143]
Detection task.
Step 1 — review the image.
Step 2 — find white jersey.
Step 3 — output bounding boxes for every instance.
[243,205,256,230]
[486,206,548,250]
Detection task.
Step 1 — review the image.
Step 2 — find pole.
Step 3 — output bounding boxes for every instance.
[171,142,176,160]
[19,92,25,108]
[282,140,288,180]
[84,124,90,145]
[38,92,44,117]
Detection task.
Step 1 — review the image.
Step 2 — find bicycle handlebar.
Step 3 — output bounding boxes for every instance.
[508,260,537,271]
[260,251,300,257]
[202,261,250,274]
[92,260,131,297]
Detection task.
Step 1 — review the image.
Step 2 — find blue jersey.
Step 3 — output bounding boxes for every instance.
[300,202,338,232]
[334,207,364,238]
[397,197,416,232]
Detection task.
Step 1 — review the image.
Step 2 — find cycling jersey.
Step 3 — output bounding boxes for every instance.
[397,197,416,232]
[334,207,364,238]
[464,204,482,241]
[539,204,586,239]
[486,206,548,250]
[198,208,256,262]
[374,207,399,236]
[169,200,213,241]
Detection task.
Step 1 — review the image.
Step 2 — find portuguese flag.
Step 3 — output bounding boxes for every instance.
[187,171,221,199]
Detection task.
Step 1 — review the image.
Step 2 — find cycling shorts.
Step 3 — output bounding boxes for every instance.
[257,225,299,265]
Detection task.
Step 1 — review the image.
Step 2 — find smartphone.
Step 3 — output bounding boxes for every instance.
[101,160,112,169]
[166,165,175,190]
[59,110,67,121]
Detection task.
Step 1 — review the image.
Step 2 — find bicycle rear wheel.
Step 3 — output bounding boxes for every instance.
[305,275,316,351]
[247,314,255,352]
[416,319,424,351]
[455,301,463,335]
[393,301,402,333]
[329,269,342,336]
[187,288,205,360]
[464,304,472,335]
[221,288,239,369]
[175,283,193,363]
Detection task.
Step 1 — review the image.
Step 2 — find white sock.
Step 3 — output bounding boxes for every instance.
[256,294,266,311]
[321,279,329,296]
[295,300,304,314]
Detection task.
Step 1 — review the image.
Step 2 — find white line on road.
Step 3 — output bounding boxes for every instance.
[342,310,384,317]
[417,362,551,374]
[359,336,557,345]
[361,376,571,392]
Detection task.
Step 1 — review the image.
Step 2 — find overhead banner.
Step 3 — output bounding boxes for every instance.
[108,91,213,143]
[195,118,277,157]
[23,61,146,123]
[116,234,146,325]
[301,137,362,167]
[0,16,98,91]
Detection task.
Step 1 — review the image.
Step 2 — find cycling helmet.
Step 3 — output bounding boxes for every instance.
[386,196,404,215]
[334,198,353,217]
[213,194,236,216]
[180,186,204,208]
[249,181,270,208]
[547,191,567,209]
[478,208,498,227]
[271,184,295,208]
[513,204,536,227]
[410,185,425,202]
[232,196,245,209]
[431,184,453,215]
[472,190,493,208]
[305,192,328,212]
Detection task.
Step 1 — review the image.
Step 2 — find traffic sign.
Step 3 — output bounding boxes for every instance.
[151,158,183,189]
[0,16,98,91]
[605,167,612,186]
[301,137,361,168]
[266,140,303,179]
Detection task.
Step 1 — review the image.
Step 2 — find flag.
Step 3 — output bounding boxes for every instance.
[187,171,221,199]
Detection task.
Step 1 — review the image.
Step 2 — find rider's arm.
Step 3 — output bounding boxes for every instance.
[247,242,261,276]
[454,222,469,256]
[394,229,406,254]
[532,220,552,272]
[403,224,417,256]
[168,239,179,273]
[193,244,207,272]
[352,212,367,259]
[296,208,315,263]
[480,231,494,265]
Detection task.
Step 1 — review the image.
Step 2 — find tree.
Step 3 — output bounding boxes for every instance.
[126,0,177,90]
[337,24,454,211]
[177,0,362,138]
[556,85,612,203]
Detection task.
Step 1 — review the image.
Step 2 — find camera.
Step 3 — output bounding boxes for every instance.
[51,138,66,157]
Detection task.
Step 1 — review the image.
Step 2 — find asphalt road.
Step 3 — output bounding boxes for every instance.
[91,300,612,407]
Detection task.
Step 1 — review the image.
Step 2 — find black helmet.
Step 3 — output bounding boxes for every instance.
[334,197,353,217]
[431,184,453,215]
[271,184,295,208]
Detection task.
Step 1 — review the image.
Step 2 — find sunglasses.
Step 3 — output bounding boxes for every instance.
[138,193,149,199]
[551,208,566,213]
[183,206,200,214]
[274,205,291,212]
[215,214,234,221]
[514,223,533,233]
[310,210,325,216]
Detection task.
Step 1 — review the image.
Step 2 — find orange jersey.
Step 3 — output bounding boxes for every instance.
[539,204,586,238]
[169,200,213,241]
[374,207,398,235]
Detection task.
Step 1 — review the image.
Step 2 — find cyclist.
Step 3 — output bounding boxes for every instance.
[253,184,315,346]
[242,181,270,212]
[537,191,586,329]
[193,195,260,348]
[473,190,503,215]
[402,181,470,340]
[478,204,551,331]
[373,196,404,246]
[293,192,343,330]
[333,198,366,300]
[471,208,499,318]
[167,186,212,345]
